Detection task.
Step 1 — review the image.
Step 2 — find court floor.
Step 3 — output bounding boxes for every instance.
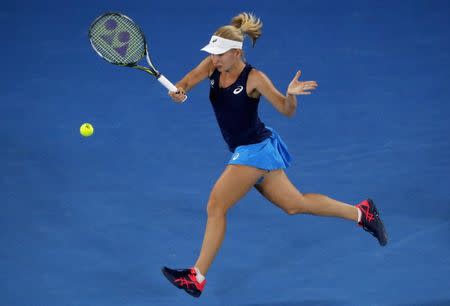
[1,1,449,305]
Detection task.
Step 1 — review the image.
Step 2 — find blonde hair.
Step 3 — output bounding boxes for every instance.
[214,12,262,47]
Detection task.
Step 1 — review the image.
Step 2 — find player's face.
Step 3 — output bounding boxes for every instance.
[210,49,241,72]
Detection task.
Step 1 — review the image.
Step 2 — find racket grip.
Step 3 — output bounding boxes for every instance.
[157,75,188,102]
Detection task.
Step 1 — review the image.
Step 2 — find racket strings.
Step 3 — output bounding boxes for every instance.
[89,14,146,65]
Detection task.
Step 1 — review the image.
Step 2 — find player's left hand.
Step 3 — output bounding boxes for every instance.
[287,70,318,95]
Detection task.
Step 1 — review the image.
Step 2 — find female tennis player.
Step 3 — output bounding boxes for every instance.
[161,12,388,298]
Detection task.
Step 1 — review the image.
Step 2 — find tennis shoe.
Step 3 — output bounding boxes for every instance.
[356,199,388,246]
[161,266,206,298]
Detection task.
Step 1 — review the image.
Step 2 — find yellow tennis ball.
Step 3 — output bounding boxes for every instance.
[80,123,94,137]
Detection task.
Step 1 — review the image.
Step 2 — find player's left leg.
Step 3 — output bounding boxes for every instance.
[254,169,388,245]
[254,169,358,220]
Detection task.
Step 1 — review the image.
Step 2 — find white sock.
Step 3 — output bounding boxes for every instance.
[357,206,362,223]
[194,267,205,283]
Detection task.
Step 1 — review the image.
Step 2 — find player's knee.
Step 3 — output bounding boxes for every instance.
[283,195,308,215]
[284,206,304,215]
[285,207,298,215]
[206,195,227,217]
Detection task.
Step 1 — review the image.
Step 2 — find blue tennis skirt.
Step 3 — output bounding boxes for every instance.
[228,127,292,171]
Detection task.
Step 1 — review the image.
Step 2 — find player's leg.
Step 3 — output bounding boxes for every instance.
[254,170,387,245]
[255,169,358,220]
[162,164,266,297]
[194,164,266,275]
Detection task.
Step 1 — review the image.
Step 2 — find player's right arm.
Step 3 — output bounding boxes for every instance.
[169,57,213,103]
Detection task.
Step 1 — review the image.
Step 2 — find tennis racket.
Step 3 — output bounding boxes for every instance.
[89,12,187,102]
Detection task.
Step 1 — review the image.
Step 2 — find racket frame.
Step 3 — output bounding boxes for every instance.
[89,12,185,98]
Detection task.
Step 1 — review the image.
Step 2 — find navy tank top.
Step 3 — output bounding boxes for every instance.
[209,63,272,152]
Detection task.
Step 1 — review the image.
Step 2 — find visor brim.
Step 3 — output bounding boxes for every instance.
[200,44,231,55]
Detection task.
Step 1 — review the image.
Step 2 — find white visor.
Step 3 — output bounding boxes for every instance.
[200,35,243,54]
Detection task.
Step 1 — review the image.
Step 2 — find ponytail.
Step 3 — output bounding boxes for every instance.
[230,13,262,46]
[213,12,263,47]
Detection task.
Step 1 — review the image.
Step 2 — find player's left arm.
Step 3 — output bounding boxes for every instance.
[249,69,318,117]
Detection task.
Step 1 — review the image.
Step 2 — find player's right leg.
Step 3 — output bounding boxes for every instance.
[162,164,266,297]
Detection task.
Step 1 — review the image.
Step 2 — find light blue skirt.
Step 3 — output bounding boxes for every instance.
[227,127,292,171]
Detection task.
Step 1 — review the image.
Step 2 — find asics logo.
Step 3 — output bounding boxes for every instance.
[175,277,195,289]
[233,86,243,94]
[232,153,240,160]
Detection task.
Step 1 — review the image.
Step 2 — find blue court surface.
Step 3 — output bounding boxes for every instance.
[1,1,450,305]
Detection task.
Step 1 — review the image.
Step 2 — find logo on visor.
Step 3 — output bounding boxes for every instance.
[233,86,244,95]
[212,38,217,43]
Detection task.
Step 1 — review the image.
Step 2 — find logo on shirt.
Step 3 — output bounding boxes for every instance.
[210,79,215,88]
[233,86,243,95]
[232,153,240,160]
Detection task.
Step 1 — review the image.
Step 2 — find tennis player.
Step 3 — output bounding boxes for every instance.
[161,12,388,298]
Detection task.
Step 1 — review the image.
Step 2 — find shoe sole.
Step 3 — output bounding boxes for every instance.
[368,199,388,246]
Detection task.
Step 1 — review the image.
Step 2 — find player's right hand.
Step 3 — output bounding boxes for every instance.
[169,87,187,103]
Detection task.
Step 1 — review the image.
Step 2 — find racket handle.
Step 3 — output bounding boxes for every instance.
[157,75,188,102]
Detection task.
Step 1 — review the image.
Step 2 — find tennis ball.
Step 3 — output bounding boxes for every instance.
[80,123,94,137]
